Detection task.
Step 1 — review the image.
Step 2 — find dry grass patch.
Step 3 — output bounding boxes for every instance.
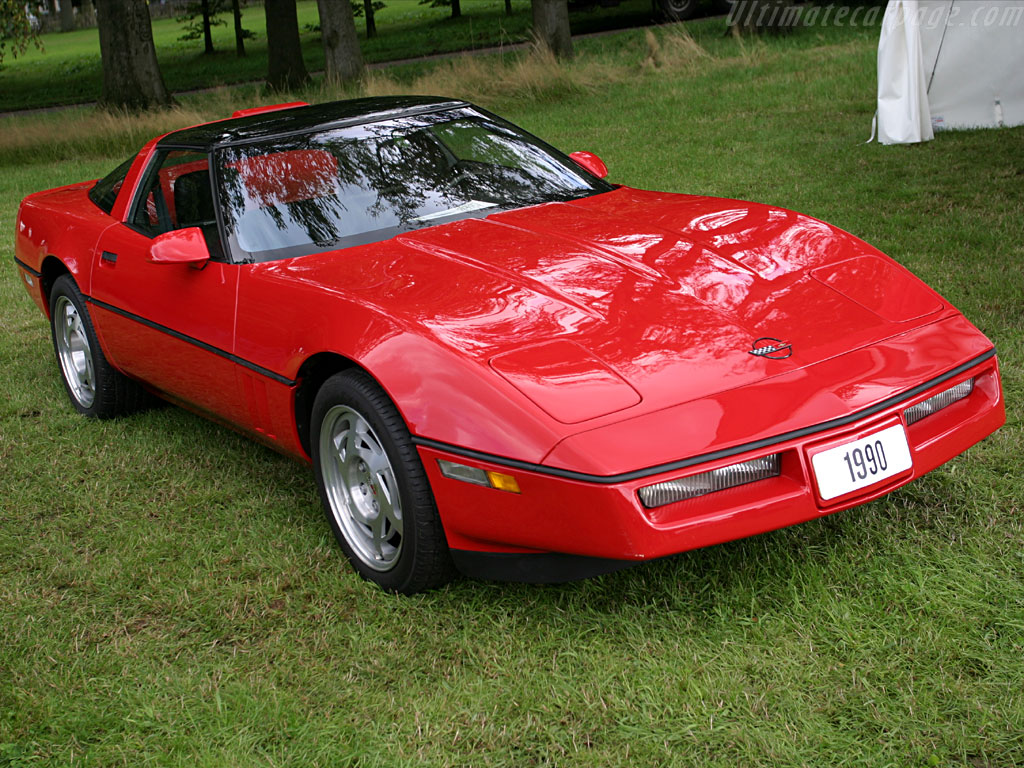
[358,46,626,105]
[641,26,713,71]
[0,99,225,166]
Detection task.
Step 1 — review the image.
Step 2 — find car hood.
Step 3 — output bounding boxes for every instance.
[294,186,950,424]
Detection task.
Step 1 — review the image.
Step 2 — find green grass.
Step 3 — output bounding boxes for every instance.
[0,0,658,112]
[2,21,1023,767]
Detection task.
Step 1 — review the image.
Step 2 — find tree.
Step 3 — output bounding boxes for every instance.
[348,0,384,39]
[0,0,43,65]
[265,0,310,91]
[505,0,512,16]
[59,0,75,32]
[728,0,797,36]
[317,0,364,85]
[179,0,252,55]
[178,0,224,54]
[531,0,571,60]
[358,0,379,39]
[231,0,248,56]
[200,0,214,52]
[95,0,173,110]
[420,0,461,20]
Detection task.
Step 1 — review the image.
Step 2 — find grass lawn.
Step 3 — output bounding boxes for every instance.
[0,0,658,112]
[1,18,1023,767]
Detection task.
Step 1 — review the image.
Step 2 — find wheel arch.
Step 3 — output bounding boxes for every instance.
[294,351,364,457]
[291,330,568,468]
[39,256,72,318]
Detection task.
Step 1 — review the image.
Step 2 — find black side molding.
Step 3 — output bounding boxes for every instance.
[84,294,296,387]
[13,257,43,278]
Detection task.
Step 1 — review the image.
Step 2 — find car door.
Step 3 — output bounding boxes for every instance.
[89,148,250,426]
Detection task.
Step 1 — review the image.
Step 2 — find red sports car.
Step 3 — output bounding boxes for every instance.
[14,97,1005,593]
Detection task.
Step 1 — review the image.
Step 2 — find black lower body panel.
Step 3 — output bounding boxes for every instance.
[451,549,639,583]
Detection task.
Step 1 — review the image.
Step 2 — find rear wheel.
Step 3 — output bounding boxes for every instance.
[658,0,699,21]
[311,370,455,593]
[49,274,147,418]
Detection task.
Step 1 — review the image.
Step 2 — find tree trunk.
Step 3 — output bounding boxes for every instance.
[317,0,364,85]
[59,0,75,32]
[451,0,461,19]
[531,0,572,60]
[95,0,173,110]
[202,0,215,54]
[727,0,797,36]
[79,0,97,27]
[265,0,310,91]
[232,0,246,56]
[363,0,377,39]
[505,0,512,16]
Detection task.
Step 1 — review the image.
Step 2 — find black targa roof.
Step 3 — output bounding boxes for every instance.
[158,96,468,150]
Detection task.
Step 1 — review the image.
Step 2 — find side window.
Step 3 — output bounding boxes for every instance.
[129,149,224,259]
[88,155,136,214]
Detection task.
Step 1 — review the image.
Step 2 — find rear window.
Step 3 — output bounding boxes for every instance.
[88,155,136,214]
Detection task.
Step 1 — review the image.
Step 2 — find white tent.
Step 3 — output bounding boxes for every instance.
[875,0,1024,144]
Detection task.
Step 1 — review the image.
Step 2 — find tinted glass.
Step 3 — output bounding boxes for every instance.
[215,108,612,263]
[128,149,225,259]
[88,155,135,214]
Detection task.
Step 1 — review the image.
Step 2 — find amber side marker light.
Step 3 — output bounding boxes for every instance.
[904,378,974,425]
[639,455,781,509]
[437,459,521,493]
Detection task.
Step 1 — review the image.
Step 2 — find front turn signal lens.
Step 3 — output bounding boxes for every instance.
[438,460,521,493]
[486,471,521,494]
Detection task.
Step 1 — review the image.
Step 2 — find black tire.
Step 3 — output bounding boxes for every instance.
[311,370,455,594]
[659,0,699,21]
[48,274,148,419]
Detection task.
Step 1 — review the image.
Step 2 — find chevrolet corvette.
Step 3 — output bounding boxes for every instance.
[13,97,1005,592]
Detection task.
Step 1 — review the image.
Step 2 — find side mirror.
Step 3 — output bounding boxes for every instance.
[148,227,210,267]
[569,151,609,179]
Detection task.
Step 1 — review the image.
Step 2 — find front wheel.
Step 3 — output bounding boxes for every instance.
[311,370,455,593]
[49,274,147,418]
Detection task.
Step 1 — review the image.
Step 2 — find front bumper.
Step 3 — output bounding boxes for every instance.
[416,351,1004,582]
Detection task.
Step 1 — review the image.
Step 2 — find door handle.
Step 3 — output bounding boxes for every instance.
[101,251,118,263]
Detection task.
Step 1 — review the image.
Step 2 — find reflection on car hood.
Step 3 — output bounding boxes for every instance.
[290,186,949,418]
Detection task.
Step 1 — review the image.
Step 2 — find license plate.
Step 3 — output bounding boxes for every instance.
[811,424,912,501]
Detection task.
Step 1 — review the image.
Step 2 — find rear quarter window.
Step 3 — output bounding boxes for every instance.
[88,155,136,214]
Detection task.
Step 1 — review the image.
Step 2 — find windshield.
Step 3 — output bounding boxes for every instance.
[214,108,612,263]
